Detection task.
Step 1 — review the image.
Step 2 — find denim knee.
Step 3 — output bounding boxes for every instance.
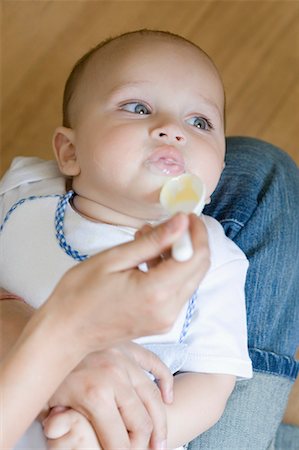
[188,372,293,450]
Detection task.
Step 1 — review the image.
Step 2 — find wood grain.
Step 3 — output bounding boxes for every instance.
[1,0,298,175]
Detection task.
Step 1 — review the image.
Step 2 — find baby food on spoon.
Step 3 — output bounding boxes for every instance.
[160,174,206,261]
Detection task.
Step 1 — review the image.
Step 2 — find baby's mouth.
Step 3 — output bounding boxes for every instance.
[145,146,186,176]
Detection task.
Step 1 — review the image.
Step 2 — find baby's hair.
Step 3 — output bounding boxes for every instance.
[62,29,221,128]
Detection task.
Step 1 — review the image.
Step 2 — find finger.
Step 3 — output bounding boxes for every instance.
[115,385,153,449]
[112,351,168,449]
[148,215,209,289]
[101,213,189,272]
[46,410,101,449]
[47,437,100,450]
[135,216,209,332]
[131,345,173,404]
[45,405,69,420]
[172,215,210,300]
[133,379,167,450]
[48,382,133,449]
[135,223,153,239]
[136,224,163,269]
[88,393,131,450]
[183,214,210,280]
[43,410,73,439]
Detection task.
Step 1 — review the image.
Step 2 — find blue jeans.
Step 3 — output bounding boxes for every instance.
[188,137,299,450]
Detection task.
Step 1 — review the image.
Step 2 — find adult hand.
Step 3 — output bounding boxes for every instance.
[45,213,210,357]
[45,343,173,449]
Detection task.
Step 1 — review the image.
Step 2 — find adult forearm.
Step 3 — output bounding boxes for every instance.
[0,299,33,358]
[0,298,87,449]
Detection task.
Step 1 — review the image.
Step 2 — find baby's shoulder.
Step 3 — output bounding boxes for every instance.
[0,156,65,221]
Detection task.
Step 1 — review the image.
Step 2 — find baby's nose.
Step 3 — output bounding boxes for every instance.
[151,123,186,143]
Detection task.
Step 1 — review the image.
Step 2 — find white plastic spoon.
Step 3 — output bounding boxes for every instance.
[160,174,206,262]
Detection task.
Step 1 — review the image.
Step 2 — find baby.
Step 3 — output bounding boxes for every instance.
[0,30,252,449]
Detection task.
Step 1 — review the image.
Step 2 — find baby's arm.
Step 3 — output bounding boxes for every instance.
[166,372,235,448]
[44,373,235,449]
[43,407,101,450]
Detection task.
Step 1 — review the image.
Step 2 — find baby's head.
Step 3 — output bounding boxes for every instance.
[53,30,226,227]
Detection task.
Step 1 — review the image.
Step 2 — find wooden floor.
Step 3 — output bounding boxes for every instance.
[1,0,299,175]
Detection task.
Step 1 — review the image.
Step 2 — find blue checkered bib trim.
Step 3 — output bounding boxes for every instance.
[55,190,88,261]
[54,190,198,343]
[0,193,60,232]
[0,190,198,342]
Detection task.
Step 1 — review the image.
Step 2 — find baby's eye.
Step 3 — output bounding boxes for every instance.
[121,102,151,115]
[186,116,213,131]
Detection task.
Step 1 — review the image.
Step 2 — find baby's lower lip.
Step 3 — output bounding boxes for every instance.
[145,158,185,176]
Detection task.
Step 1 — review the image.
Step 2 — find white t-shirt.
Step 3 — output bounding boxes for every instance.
[0,157,253,449]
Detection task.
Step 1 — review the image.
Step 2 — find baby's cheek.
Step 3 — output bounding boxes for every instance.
[193,155,223,197]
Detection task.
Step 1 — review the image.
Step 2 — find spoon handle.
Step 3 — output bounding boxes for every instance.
[172,230,193,262]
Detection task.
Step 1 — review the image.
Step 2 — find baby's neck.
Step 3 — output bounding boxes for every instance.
[72,194,161,229]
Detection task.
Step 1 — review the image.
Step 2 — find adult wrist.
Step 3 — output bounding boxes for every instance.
[39,289,116,360]
[31,297,88,366]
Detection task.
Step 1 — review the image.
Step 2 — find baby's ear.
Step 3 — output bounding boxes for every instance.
[52,127,80,176]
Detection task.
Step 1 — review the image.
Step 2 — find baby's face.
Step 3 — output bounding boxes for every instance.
[62,37,225,225]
